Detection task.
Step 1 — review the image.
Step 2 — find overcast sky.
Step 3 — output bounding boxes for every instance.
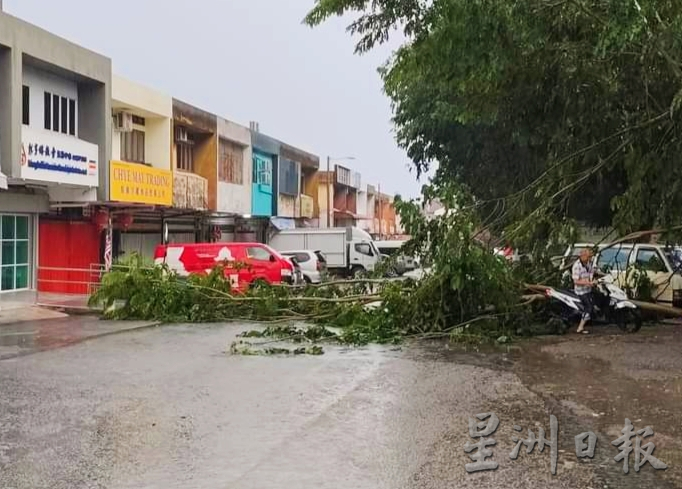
[5,0,427,197]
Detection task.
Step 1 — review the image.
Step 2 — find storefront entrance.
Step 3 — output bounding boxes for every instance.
[0,214,32,292]
[37,219,100,295]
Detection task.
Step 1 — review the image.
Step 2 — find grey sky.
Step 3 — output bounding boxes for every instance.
[5,0,425,198]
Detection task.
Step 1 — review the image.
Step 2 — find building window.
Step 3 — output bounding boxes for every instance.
[1,215,30,291]
[68,99,76,136]
[121,129,146,164]
[43,91,76,135]
[44,92,51,130]
[52,94,60,131]
[218,139,244,184]
[336,165,352,186]
[253,154,272,186]
[279,158,299,196]
[60,97,68,134]
[22,86,30,125]
[177,144,194,172]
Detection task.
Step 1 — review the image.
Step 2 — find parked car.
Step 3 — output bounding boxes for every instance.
[403,267,431,281]
[154,242,295,291]
[284,255,306,286]
[561,243,682,308]
[280,250,328,284]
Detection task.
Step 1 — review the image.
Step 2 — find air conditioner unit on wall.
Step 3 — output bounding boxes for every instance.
[114,111,133,132]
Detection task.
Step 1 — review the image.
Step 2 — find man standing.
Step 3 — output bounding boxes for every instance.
[572,248,595,334]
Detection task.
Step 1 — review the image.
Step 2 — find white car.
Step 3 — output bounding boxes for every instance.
[403,267,431,281]
[280,250,328,284]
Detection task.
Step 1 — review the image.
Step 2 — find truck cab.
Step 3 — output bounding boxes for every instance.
[374,239,416,275]
[347,227,381,276]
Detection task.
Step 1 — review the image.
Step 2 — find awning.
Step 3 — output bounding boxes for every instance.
[270,216,296,230]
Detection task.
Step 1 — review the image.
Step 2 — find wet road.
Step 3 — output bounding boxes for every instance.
[1,321,681,488]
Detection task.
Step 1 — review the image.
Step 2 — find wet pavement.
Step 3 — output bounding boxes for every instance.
[0,316,159,360]
[0,321,681,488]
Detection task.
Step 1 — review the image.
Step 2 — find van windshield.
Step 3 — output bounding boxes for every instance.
[378,247,399,256]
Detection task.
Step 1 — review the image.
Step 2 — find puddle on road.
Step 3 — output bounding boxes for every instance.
[0,332,36,347]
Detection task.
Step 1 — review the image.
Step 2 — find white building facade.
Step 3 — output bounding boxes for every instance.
[0,11,110,302]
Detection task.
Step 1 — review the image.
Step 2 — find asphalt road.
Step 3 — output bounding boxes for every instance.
[1,321,681,488]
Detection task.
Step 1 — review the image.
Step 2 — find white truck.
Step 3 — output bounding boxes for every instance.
[268,227,381,278]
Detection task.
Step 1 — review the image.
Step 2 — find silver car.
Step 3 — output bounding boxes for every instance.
[280,250,328,284]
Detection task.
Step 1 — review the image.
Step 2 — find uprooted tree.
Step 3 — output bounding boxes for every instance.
[90,1,682,347]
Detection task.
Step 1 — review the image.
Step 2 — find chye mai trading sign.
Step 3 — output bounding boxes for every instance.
[20,127,99,187]
[109,160,173,206]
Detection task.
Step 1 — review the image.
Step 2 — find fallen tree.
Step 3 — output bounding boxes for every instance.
[91,186,682,353]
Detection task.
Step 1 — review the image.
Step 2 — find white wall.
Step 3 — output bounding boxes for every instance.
[218,181,251,215]
[317,182,334,228]
[145,118,172,170]
[22,65,78,135]
[20,66,102,199]
[217,117,252,215]
[48,186,97,203]
[357,190,368,216]
[112,75,171,118]
[111,125,121,160]
[111,75,172,171]
[277,194,297,218]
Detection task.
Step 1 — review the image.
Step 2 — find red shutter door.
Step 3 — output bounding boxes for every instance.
[38,220,100,294]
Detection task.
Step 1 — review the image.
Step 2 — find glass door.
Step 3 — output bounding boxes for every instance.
[1,214,31,291]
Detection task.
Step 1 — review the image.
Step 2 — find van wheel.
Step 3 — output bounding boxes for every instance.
[303,275,312,285]
[250,278,269,291]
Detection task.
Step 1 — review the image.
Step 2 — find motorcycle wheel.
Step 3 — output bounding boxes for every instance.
[615,308,643,333]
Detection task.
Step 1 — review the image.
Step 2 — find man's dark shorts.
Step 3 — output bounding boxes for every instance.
[579,292,594,321]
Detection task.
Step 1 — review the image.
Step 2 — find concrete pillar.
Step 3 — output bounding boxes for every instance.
[0,46,22,178]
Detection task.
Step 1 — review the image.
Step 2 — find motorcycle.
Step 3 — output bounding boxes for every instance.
[544,275,642,333]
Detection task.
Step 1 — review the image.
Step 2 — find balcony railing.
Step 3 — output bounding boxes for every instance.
[173,171,208,210]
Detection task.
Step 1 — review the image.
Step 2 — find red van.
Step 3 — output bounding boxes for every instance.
[153,242,294,291]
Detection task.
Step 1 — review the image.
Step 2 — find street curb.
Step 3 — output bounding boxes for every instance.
[37,305,102,315]
[0,320,164,362]
[79,320,164,343]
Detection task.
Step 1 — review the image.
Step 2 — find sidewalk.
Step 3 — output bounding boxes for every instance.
[35,292,94,311]
[0,315,160,360]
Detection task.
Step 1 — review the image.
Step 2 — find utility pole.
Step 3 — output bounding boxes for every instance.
[378,182,382,239]
[326,156,331,228]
